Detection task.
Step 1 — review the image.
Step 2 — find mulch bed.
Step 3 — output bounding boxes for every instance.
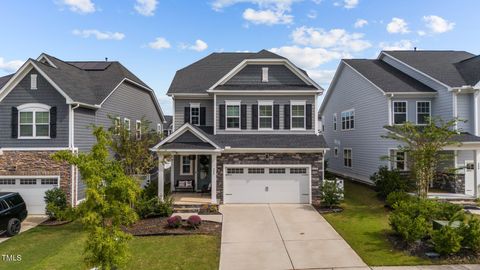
[122,217,222,236]
[313,205,344,214]
[39,219,72,226]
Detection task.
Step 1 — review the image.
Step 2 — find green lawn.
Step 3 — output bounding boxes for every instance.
[323,180,433,266]
[0,222,220,270]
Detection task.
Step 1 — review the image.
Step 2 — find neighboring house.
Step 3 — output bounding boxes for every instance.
[152,50,327,204]
[163,115,173,137]
[0,53,166,213]
[319,50,480,198]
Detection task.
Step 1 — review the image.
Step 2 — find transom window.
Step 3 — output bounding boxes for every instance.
[393,101,407,124]
[416,101,430,125]
[190,103,200,126]
[226,101,240,129]
[341,109,354,130]
[391,150,407,171]
[290,168,307,174]
[333,113,337,131]
[181,156,193,175]
[227,168,244,174]
[269,168,286,174]
[18,104,50,138]
[343,148,352,168]
[291,101,306,129]
[248,168,265,174]
[259,101,273,129]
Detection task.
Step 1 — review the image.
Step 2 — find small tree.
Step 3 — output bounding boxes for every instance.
[53,127,140,270]
[382,117,461,199]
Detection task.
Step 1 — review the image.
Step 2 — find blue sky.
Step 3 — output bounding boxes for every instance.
[0,0,478,115]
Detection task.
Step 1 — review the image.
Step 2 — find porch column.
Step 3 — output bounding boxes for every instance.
[158,155,164,201]
[475,150,479,198]
[170,156,175,193]
[211,154,217,204]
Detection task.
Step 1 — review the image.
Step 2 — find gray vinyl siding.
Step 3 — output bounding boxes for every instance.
[0,69,69,148]
[391,98,433,124]
[173,155,196,184]
[321,65,399,183]
[456,93,474,133]
[96,82,162,133]
[73,107,96,152]
[382,55,453,121]
[456,150,474,168]
[173,98,214,129]
[225,64,306,85]
[215,95,315,134]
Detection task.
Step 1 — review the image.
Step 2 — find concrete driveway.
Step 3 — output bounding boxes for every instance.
[220,204,367,270]
[0,215,48,244]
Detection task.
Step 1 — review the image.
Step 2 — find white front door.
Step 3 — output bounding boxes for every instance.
[464,160,475,196]
[224,166,310,204]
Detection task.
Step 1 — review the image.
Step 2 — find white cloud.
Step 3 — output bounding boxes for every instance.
[148,37,171,50]
[134,0,158,16]
[270,46,345,69]
[386,17,410,34]
[189,40,208,52]
[291,26,371,53]
[379,40,414,51]
[354,19,368,28]
[423,15,455,33]
[243,8,293,25]
[72,29,125,40]
[0,57,23,73]
[304,69,336,85]
[61,0,95,14]
[343,0,359,9]
[417,30,426,36]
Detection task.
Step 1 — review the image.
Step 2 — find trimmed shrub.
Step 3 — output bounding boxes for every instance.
[44,188,70,220]
[385,191,412,208]
[432,226,463,255]
[460,217,480,252]
[370,166,410,199]
[135,196,174,219]
[321,180,342,208]
[434,202,465,222]
[187,215,202,229]
[389,212,430,243]
[167,215,182,228]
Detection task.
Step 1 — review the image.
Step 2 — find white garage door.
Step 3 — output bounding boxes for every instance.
[0,177,59,214]
[224,166,310,204]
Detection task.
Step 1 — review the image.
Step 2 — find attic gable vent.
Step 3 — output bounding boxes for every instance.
[30,74,37,90]
[262,67,269,82]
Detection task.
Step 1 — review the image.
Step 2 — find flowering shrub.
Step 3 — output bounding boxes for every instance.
[187,215,202,229]
[167,215,182,228]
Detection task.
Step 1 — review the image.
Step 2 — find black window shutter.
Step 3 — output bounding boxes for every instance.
[251,104,258,130]
[184,107,190,123]
[200,107,206,126]
[50,107,57,138]
[284,104,290,129]
[241,104,247,130]
[306,104,312,130]
[219,104,225,129]
[273,104,279,130]
[11,107,18,138]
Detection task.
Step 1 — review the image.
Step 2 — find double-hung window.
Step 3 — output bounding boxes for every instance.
[226,101,240,129]
[258,101,273,129]
[180,156,193,175]
[291,101,306,129]
[124,118,131,132]
[333,113,337,131]
[343,148,352,168]
[18,103,50,138]
[341,109,354,130]
[416,101,430,125]
[393,101,407,124]
[190,103,200,126]
[135,120,142,140]
[391,150,407,171]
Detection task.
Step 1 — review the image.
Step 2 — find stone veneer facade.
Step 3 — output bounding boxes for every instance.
[0,151,73,203]
[215,152,324,205]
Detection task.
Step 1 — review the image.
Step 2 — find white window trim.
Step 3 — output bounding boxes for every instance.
[393,101,408,125]
[135,120,142,140]
[258,100,274,130]
[124,118,131,131]
[157,123,163,134]
[190,103,200,126]
[262,67,269,82]
[343,148,352,168]
[17,103,51,139]
[180,155,193,175]
[415,101,431,126]
[225,100,241,131]
[389,148,408,171]
[30,74,38,90]
[341,109,355,131]
[290,100,306,130]
[334,147,338,157]
[333,113,337,131]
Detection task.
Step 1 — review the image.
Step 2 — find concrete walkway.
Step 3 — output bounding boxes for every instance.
[0,215,48,244]
[219,204,367,270]
[372,266,480,270]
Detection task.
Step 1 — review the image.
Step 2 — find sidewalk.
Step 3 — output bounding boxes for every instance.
[370,265,480,270]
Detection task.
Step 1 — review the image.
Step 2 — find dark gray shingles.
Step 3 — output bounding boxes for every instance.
[0,74,14,89]
[158,142,216,150]
[212,134,327,148]
[164,115,173,127]
[384,50,476,87]
[344,59,436,93]
[452,133,480,143]
[214,84,318,90]
[454,55,480,86]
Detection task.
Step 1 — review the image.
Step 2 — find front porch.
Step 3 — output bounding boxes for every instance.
[172,192,213,205]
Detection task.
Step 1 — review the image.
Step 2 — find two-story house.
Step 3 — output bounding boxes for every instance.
[0,53,166,213]
[152,50,327,205]
[319,50,480,198]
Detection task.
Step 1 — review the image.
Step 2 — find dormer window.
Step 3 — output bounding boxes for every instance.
[30,74,37,90]
[262,67,269,82]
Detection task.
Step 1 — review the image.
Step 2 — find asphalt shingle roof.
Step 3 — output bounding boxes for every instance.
[383,50,477,87]
[0,74,13,89]
[344,59,436,93]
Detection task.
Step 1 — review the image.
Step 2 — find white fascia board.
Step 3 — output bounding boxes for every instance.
[36,54,58,68]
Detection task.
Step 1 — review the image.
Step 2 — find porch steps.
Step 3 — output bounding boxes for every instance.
[173,203,202,214]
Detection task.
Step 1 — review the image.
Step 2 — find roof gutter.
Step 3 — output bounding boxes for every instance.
[68,102,101,109]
